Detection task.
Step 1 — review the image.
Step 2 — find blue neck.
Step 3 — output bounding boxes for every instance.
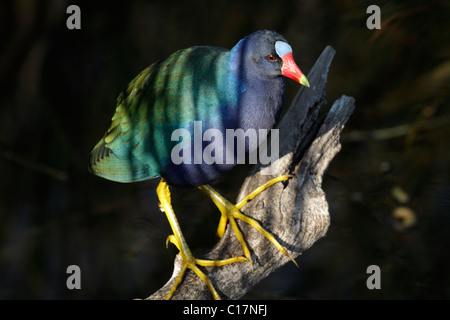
[226,38,286,132]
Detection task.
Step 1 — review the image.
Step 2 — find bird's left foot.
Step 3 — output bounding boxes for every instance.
[157,179,246,300]
[164,234,246,300]
[199,175,298,267]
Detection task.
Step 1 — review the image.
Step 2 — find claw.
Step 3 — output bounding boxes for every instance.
[199,175,297,267]
[157,179,246,300]
[166,234,180,250]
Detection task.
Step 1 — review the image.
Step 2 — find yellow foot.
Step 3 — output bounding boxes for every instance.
[199,175,298,267]
[157,178,246,300]
[165,235,246,300]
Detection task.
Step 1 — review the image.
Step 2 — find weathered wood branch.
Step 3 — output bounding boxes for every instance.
[147,46,355,300]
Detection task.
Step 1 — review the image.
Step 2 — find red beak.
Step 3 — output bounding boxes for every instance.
[281,53,310,87]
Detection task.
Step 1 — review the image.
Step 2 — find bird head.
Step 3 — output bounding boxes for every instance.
[237,30,310,88]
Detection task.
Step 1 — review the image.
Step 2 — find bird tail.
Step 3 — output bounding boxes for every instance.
[88,138,157,183]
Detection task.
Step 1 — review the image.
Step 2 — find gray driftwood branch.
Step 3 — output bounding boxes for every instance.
[147,46,355,300]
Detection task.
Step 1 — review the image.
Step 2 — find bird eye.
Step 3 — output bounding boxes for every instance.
[267,55,276,61]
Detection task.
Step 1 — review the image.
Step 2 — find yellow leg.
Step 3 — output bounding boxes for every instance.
[157,178,246,300]
[198,175,298,267]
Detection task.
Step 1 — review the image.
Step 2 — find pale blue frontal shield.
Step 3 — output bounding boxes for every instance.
[275,41,293,58]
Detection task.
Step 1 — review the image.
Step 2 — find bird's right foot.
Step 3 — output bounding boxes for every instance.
[198,175,298,267]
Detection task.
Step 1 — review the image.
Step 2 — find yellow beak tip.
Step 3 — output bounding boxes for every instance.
[300,75,310,88]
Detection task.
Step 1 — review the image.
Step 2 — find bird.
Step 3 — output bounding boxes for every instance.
[89,30,309,300]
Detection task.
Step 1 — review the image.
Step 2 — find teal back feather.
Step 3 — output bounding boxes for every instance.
[89,46,240,183]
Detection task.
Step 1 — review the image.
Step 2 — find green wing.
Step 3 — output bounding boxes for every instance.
[89,65,160,182]
[89,46,231,183]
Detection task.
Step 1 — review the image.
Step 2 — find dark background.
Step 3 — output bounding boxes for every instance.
[1,0,449,299]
